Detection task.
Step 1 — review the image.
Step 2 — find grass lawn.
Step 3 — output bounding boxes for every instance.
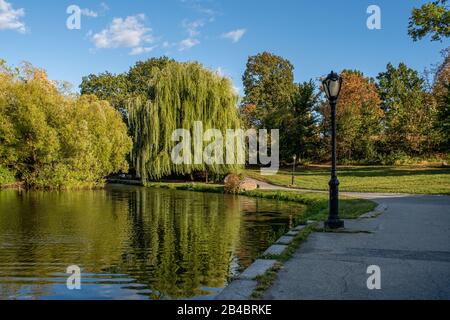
[245,165,450,195]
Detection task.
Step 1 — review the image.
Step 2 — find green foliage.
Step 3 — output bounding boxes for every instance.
[280,81,320,161]
[79,57,174,114]
[0,61,132,189]
[436,83,450,150]
[242,52,296,128]
[377,63,439,156]
[241,52,319,162]
[408,0,450,42]
[127,61,242,181]
[80,72,130,114]
[0,165,15,186]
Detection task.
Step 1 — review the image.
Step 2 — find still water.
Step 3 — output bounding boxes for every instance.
[0,185,305,300]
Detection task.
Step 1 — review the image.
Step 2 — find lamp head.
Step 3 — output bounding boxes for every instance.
[322,71,343,101]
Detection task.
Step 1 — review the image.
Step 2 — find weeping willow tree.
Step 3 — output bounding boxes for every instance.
[127,61,242,181]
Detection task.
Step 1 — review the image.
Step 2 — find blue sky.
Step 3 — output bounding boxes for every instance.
[0,0,448,94]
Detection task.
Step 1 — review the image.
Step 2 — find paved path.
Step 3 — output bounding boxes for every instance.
[244,177,413,199]
[263,194,450,299]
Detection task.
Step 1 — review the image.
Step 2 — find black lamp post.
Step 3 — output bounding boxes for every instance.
[292,155,297,186]
[322,71,344,229]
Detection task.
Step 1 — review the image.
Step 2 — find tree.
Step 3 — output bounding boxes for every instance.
[80,72,130,114]
[127,61,242,181]
[242,52,296,129]
[127,56,174,96]
[280,81,320,161]
[320,70,383,162]
[408,0,450,42]
[79,57,174,114]
[433,48,450,100]
[377,63,438,155]
[436,83,450,151]
[0,61,132,189]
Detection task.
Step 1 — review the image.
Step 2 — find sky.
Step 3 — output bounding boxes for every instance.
[0,0,448,94]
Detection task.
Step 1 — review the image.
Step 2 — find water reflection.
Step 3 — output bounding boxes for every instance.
[0,185,305,300]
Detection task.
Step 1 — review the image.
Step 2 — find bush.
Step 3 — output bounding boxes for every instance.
[224,173,242,194]
[0,166,15,186]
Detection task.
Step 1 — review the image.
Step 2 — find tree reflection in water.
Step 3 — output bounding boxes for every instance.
[0,185,305,299]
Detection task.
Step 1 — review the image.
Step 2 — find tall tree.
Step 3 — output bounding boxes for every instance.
[242,52,296,129]
[280,81,320,161]
[433,48,450,100]
[408,0,450,42]
[79,57,174,114]
[80,72,130,113]
[127,61,242,181]
[377,63,438,155]
[436,83,450,151]
[320,70,383,161]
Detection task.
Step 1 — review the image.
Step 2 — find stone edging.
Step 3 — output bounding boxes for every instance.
[358,203,388,219]
[216,222,314,300]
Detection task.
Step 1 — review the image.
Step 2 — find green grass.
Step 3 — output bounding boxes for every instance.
[246,165,450,195]
[0,166,16,187]
[145,182,224,193]
[243,189,376,222]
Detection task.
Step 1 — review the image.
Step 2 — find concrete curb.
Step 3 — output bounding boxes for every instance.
[215,223,308,300]
[359,203,388,219]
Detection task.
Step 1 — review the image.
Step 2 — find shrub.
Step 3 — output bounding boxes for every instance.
[224,173,242,194]
[0,166,15,186]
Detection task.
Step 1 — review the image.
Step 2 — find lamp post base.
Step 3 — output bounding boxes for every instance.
[325,219,344,229]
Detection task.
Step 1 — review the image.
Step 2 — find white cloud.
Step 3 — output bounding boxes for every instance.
[100,2,109,12]
[0,0,26,33]
[179,37,199,51]
[222,29,246,43]
[91,14,155,54]
[178,18,205,51]
[81,8,98,18]
[129,46,156,56]
[182,19,204,37]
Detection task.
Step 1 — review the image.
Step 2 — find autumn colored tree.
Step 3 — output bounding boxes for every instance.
[408,0,450,42]
[320,70,383,162]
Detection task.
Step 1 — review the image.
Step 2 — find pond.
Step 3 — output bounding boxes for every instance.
[0,185,305,300]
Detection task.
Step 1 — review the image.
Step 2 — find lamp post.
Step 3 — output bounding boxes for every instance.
[322,71,344,229]
[292,155,297,186]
